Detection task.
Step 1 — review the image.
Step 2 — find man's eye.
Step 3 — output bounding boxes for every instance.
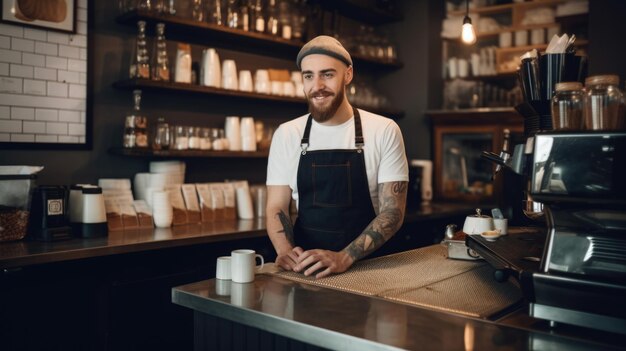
[303,74,312,80]
[324,73,334,78]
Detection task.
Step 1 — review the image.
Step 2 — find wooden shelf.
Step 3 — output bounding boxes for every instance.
[113,78,405,119]
[116,10,402,70]
[109,147,269,158]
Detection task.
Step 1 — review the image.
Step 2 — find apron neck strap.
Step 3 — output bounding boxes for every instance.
[300,107,364,152]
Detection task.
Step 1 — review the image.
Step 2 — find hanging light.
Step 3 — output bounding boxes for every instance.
[461,0,477,44]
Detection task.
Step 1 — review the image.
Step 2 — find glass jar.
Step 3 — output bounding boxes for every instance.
[174,125,189,150]
[153,117,171,150]
[584,75,624,130]
[123,90,148,148]
[551,82,584,130]
[188,126,202,149]
[200,127,213,150]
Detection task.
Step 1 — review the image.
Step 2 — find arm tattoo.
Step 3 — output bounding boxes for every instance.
[343,181,408,261]
[276,210,295,246]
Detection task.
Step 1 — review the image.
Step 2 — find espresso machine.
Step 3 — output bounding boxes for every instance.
[473,50,626,334]
[523,132,626,334]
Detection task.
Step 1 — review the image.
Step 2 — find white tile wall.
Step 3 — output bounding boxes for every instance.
[0,1,87,144]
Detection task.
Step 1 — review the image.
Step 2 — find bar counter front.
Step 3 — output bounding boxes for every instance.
[172,242,624,351]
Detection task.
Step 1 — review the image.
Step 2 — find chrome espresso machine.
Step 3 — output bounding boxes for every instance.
[474,51,626,335]
[525,131,626,334]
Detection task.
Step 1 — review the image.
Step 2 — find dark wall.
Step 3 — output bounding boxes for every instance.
[0,0,433,184]
[588,0,626,83]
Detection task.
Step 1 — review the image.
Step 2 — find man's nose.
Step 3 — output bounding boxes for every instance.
[313,76,325,90]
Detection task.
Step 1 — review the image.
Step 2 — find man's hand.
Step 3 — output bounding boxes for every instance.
[276,246,304,271]
[294,249,354,279]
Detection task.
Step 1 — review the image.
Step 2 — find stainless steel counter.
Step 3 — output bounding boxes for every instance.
[172,246,623,351]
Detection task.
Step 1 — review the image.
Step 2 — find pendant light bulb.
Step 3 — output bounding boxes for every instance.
[461,16,477,44]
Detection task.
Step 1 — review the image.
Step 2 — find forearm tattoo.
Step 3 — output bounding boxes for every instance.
[343,181,408,261]
[276,210,295,246]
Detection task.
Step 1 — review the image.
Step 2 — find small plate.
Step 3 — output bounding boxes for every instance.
[480,230,501,242]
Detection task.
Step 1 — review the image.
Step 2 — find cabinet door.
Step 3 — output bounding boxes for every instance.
[434,125,500,202]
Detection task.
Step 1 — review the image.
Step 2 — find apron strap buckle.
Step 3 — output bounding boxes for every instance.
[301,143,309,155]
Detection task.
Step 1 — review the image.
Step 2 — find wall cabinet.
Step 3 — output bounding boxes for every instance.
[428,108,523,205]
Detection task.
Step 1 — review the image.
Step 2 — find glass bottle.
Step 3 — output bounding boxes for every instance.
[124,90,149,148]
[584,75,624,130]
[174,125,189,150]
[188,126,202,149]
[290,0,306,41]
[551,82,584,130]
[239,0,251,31]
[136,0,152,11]
[252,0,265,33]
[205,0,222,25]
[266,0,279,36]
[200,127,213,150]
[130,21,150,79]
[226,0,240,29]
[151,23,171,81]
[153,117,171,150]
[192,0,205,22]
[278,0,291,39]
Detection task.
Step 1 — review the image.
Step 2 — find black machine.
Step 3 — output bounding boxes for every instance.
[474,51,626,334]
[28,185,72,241]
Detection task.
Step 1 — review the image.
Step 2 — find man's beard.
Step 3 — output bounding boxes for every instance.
[306,84,345,123]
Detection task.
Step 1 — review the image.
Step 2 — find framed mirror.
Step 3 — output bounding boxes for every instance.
[0,0,91,150]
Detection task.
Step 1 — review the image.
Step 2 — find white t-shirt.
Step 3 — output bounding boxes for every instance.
[266,108,408,213]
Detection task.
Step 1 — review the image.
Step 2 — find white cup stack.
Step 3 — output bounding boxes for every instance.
[201,48,221,88]
[225,116,241,151]
[222,59,238,90]
[283,81,295,97]
[235,187,254,219]
[239,70,253,92]
[152,190,173,228]
[240,117,257,152]
[254,70,270,94]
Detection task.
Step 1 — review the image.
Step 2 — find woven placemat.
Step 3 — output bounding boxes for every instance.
[267,245,522,319]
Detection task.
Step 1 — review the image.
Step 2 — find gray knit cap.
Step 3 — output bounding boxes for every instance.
[296,35,353,69]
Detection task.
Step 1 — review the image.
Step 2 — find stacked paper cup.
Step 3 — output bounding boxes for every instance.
[240,117,257,151]
[152,190,173,228]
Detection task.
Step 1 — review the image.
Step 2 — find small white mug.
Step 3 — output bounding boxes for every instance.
[231,249,264,283]
[216,256,232,280]
[494,218,508,235]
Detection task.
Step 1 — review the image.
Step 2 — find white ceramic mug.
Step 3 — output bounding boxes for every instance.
[152,190,173,228]
[531,28,545,45]
[448,57,458,79]
[457,59,469,78]
[515,30,528,46]
[216,256,232,280]
[231,249,264,283]
[239,70,253,92]
[222,59,238,90]
[499,32,512,48]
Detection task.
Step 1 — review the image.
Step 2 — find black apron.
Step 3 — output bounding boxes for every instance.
[293,107,377,251]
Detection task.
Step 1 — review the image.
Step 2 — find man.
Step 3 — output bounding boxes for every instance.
[266,35,408,279]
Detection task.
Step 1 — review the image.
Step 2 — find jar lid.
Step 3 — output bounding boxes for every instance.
[585,75,620,86]
[555,82,583,91]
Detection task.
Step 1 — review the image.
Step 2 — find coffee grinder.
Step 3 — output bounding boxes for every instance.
[28,185,72,241]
